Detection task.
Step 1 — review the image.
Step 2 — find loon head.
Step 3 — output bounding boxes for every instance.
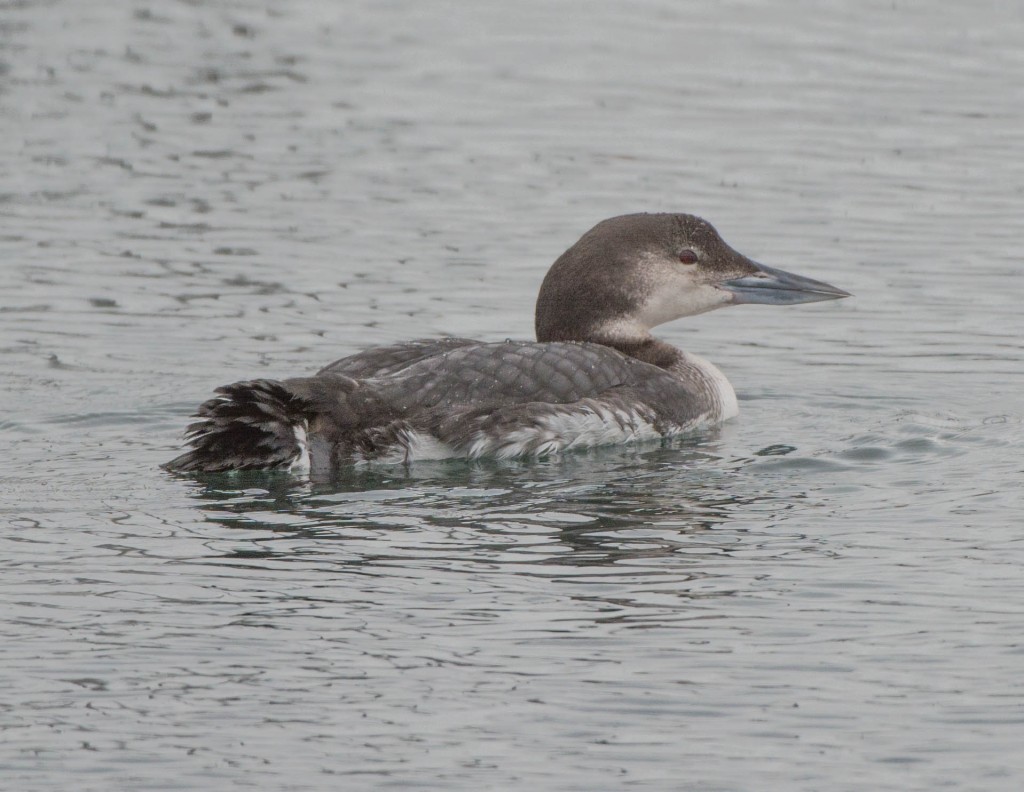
[535,213,850,345]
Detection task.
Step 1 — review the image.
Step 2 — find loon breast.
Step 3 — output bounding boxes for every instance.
[164,213,848,473]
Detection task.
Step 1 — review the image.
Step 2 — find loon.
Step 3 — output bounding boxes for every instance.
[164,213,849,474]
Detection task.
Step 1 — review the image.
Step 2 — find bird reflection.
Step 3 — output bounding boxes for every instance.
[176,435,808,580]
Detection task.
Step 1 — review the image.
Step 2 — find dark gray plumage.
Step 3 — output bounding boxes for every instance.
[165,213,849,473]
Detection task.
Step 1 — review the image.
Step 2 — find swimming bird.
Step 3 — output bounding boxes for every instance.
[164,213,849,474]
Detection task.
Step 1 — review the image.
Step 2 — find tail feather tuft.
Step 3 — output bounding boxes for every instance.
[164,380,313,473]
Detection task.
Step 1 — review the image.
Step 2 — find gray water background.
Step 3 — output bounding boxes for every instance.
[2,1,1023,790]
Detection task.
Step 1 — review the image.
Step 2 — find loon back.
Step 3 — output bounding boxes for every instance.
[164,213,849,473]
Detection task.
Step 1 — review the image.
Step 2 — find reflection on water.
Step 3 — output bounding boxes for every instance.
[182,439,799,574]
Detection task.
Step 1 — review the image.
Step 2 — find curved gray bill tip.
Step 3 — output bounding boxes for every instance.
[721,263,851,306]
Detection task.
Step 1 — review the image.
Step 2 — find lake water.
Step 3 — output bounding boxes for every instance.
[2,1,1022,790]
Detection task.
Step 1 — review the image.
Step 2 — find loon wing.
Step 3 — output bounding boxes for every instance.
[379,341,651,410]
[317,338,479,378]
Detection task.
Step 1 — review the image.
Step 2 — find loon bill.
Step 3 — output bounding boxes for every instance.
[164,213,849,473]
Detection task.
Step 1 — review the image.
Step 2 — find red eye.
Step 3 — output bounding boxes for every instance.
[678,249,698,265]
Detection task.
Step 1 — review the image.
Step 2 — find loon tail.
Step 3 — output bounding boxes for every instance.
[163,379,315,473]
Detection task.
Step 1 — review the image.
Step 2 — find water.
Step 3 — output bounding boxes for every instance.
[2,1,1023,789]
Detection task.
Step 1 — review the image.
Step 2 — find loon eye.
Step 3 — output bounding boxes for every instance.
[678,249,698,265]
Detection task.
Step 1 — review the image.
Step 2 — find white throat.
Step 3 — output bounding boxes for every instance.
[636,282,731,327]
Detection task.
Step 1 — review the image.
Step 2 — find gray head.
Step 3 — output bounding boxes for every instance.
[535,213,849,345]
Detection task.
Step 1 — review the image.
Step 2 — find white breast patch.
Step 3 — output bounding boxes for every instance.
[675,351,739,422]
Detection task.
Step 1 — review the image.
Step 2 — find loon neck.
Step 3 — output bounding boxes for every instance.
[593,333,681,369]
[542,320,682,370]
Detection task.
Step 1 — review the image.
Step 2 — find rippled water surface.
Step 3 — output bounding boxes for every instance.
[3,1,1023,790]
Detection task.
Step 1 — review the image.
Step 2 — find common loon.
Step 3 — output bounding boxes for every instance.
[165,213,849,473]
